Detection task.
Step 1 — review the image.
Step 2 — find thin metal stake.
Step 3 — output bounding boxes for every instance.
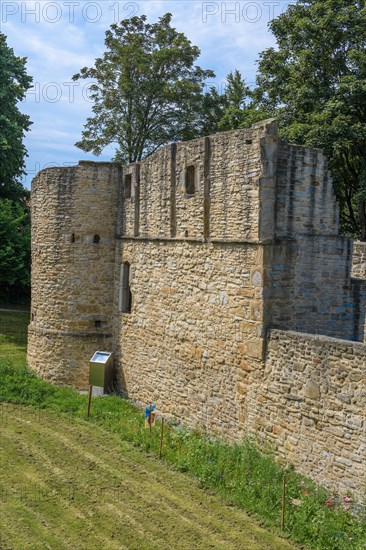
[149,404,152,435]
[87,385,92,417]
[159,417,165,459]
[281,474,286,531]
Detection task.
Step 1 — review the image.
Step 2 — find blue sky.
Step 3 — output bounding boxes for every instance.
[0,1,290,188]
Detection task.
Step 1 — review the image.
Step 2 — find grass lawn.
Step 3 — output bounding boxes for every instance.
[0,310,298,549]
[0,402,298,550]
[0,310,29,369]
[0,310,364,549]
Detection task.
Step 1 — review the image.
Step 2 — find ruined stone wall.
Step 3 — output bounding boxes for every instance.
[119,120,278,243]
[114,239,265,437]
[266,237,366,341]
[29,120,365,497]
[275,143,338,237]
[28,162,120,386]
[252,329,365,497]
[264,142,366,342]
[112,122,365,497]
[113,122,276,434]
[352,242,366,279]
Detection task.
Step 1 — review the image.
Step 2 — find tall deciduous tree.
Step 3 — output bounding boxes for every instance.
[73,13,216,164]
[256,0,366,240]
[0,33,32,200]
[0,34,32,302]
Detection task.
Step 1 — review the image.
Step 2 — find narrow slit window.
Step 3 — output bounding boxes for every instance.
[120,262,132,314]
[124,174,132,199]
[93,234,100,244]
[95,320,101,328]
[185,165,195,196]
[71,233,75,243]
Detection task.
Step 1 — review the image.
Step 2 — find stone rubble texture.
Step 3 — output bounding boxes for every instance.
[29,120,366,498]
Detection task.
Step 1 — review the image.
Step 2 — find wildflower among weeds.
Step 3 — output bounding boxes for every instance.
[344,496,352,502]
[325,500,332,506]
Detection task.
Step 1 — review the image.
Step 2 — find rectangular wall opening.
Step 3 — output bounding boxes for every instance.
[119,261,132,313]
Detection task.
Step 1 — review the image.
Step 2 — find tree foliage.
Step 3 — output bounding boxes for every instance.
[218,70,270,131]
[0,34,32,302]
[256,0,366,239]
[0,199,30,301]
[73,13,216,164]
[0,33,32,201]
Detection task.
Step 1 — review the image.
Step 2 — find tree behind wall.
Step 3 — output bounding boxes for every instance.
[217,70,270,131]
[0,33,32,303]
[73,13,217,164]
[0,199,30,302]
[256,0,366,240]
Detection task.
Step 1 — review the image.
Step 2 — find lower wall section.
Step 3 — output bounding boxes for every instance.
[28,326,112,387]
[114,239,365,499]
[115,239,266,438]
[257,330,365,497]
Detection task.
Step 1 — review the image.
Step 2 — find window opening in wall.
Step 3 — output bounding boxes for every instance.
[95,320,101,328]
[124,174,132,199]
[185,165,195,196]
[93,234,100,244]
[120,261,132,313]
[71,233,75,243]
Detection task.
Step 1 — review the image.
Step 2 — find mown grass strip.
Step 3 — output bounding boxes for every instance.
[0,311,365,549]
[0,310,29,369]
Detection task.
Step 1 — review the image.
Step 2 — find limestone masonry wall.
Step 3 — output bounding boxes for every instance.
[256,330,365,496]
[352,242,366,279]
[29,120,366,498]
[119,124,272,242]
[114,240,265,437]
[28,162,120,385]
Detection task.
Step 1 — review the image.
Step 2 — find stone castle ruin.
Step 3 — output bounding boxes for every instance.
[28,120,366,496]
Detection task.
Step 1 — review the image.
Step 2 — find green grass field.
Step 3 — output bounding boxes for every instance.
[0,402,300,550]
[0,310,364,549]
[0,310,298,549]
[0,310,29,369]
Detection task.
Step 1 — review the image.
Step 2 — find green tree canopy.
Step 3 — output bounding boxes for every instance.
[0,33,32,200]
[0,34,32,303]
[218,70,269,131]
[0,199,30,301]
[256,0,366,239]
[73,13,216,164]
[218,70,250,131]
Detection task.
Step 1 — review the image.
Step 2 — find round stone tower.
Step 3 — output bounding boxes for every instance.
[28,161,121,388]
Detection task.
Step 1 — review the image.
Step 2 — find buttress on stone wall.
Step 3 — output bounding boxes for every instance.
[29,120,366,497]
